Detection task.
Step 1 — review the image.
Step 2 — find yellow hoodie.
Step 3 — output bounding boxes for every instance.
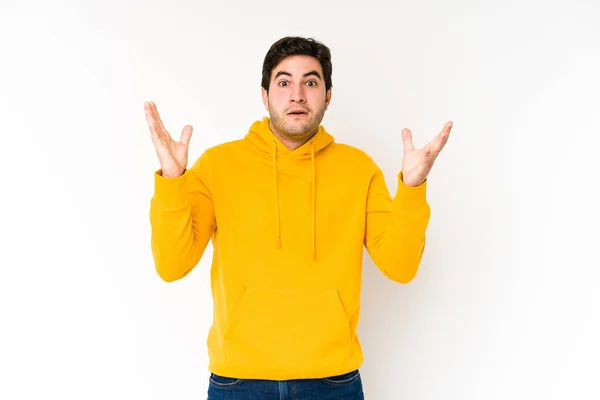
[149,117,431,380]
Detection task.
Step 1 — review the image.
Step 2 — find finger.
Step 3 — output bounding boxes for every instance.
[423,146,433,168]
[180,125,193,147]
[144,102,165,147]
[419,121,452,174]
[437,120,453,146]
[149,101,172,143]
[402,128,415,151]
[426,120,453,151]
[439,120,452,148]
[144,102,161,135]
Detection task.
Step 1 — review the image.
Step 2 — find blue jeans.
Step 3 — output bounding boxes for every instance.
[207,369,364,399]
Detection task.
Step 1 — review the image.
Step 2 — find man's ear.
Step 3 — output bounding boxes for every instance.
[325,88,332,110]
[261,87,269,111]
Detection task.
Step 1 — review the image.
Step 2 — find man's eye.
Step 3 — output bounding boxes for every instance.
[278,81,288,86]
[306,81,316,86]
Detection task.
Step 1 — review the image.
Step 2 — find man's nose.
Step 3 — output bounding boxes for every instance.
[290,85,306,103]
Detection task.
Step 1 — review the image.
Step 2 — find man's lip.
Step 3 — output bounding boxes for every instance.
[287,110,308,115]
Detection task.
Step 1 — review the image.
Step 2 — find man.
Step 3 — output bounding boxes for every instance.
[145,36,452,400]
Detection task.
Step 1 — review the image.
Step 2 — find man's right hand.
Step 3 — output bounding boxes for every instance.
[144,101,193,178]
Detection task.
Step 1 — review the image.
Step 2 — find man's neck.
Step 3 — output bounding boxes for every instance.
[270,123,317,151]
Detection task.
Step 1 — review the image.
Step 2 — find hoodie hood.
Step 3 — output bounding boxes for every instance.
[244,117,334,259]
[245,116,334,159]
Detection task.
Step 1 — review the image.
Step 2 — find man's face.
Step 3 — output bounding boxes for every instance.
[262,55,331,142]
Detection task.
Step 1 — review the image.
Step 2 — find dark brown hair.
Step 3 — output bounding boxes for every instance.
[261,36,333,93]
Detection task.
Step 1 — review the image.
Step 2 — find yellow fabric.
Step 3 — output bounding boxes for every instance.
[149,116,431,380]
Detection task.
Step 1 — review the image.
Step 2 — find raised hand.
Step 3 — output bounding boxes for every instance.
[144,101,193,178]
[400,121,453,187]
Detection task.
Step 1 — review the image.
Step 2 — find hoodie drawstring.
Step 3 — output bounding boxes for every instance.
[272,140,281,249]
[310,141,316,260]
[271,139,317,260]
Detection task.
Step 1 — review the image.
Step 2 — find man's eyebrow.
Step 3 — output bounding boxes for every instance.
[274,70,323,80]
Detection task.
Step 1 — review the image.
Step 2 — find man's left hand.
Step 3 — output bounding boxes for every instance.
[400,121,453,187]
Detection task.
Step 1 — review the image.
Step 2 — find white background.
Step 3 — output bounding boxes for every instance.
[1,1,599,399]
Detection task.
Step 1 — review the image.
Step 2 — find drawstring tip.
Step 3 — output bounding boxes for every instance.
[276,237,281,249]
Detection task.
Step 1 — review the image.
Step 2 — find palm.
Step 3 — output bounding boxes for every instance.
[401,121,453,186]
[144,101,193,178]
[158,137,189,177]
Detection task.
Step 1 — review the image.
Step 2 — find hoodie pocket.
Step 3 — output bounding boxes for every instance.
[222,287,352,374]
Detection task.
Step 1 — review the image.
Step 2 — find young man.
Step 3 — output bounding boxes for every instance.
[145,36,452,400]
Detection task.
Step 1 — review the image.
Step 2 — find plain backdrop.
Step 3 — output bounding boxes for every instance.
[1,0,599,399]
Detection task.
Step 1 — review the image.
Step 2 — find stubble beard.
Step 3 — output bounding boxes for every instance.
[269,102,326,139]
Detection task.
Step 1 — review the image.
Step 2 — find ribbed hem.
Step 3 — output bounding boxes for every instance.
[208,348,364,380]
[153,168,189,209]
[395,172,427,209]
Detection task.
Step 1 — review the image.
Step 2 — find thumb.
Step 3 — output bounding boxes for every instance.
[402,128,415,151]
[180,125,193,146]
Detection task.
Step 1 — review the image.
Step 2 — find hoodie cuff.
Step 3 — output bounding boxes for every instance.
[395,171,427,209]
[153,168,189,209]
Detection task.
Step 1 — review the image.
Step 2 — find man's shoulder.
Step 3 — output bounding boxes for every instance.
[195,138,246,160]
[329,142,377,165]
[204,138,246,155]
[187,138,245,172]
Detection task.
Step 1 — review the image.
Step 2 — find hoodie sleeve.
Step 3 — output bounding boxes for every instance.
[364,167,431,284]
[149,151,216,282]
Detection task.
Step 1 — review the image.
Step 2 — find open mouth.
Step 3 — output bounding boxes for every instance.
[287,110,308,116]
